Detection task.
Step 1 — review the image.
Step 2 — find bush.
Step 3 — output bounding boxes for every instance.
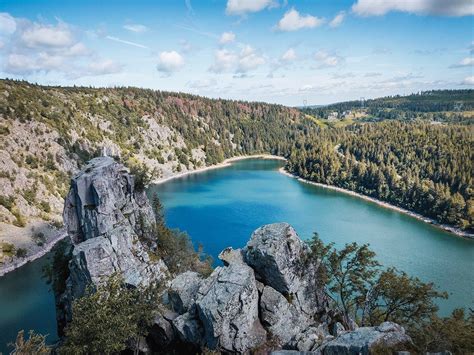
[60,275,160,354]
[0,195,15,211]
[8,330,49,355]
[1,242,15,256]
[39,201,51,213]
[16,248,27,258]
[32,231,46,246]
[151,193,213,276]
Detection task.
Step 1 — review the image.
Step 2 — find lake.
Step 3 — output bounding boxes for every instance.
[1,158,473,352]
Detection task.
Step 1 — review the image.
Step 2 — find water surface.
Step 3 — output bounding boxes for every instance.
[149,159,474,315]
[1,158,473,353]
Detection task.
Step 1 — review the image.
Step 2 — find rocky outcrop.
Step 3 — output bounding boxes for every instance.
[60,163,412,354]
[320,322,414,355]
[58,157,168,326]
[243,223,328,317]
[156,223,412,354]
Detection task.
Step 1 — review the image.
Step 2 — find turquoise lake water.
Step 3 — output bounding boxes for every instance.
[1,158,473,352]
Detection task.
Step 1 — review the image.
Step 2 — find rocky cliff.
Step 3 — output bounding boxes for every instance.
[159,223,413,354]
[57,157,168,328]
[59,157,413,354]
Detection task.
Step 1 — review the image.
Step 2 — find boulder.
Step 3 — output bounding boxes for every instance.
[218,246,244,266]
[168,271,202,314]
[320,322,413,355]
[196,262,267,353]
[260,285,312,347]
[243,223,328,316]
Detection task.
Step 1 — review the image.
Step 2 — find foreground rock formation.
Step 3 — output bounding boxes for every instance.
[160,223,413,353]
[59,157,413,354]
[57,157,168,327]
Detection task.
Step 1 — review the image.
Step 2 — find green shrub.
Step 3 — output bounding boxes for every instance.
[16,248,27,258]
[0,242,15,257]
[0,195,15,211]
[39,201,51,213]
[32,231,46,246]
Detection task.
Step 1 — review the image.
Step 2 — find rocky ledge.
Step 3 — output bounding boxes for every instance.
[158,223,413,354]
[59,157,414,354]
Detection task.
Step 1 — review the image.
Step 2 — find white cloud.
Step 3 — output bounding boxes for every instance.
[450,57,474,68]
[462,76,474,85]
[123,23,148,33]
[0,12,16,34]
[209,49,238,73]
[237,45,265,73]
[157,51,185,74]
[64,42,90,56]
[209,45,265,73]
[187,78,217,89]
[5,54,38,74]
[329,11,346,27]
[352,0,474,17]
[281,48,296,62]
[226,0,276,15]
[276,8,325,32]
[219,31,236,44]
[86,59,123,75]
[21,23,75,48]
[314,50,342,67]
[0,13,122,78]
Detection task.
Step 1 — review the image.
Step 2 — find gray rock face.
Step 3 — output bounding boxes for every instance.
[168,271,202,314]
[260,285,312,346]
[320,322,413,355]
[196,262,266,353]
[62,157,168,303]
[164,223,412,354]
[243,223,328,316]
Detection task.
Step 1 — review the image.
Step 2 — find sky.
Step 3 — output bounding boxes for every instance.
[0,0,473,106]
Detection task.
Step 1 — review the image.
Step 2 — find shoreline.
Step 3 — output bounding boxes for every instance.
[152,154,286,185]
[2,153,471,277]
[278,167,474,240]
[0,230,67,277]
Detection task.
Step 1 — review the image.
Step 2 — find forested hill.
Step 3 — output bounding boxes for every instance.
[0,80,472,237]
[0,79,313,227]
[302,90,474,123]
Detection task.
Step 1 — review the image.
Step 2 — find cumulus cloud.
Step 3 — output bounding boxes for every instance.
[209,45,265,73]
[276,8,325,31]
[0,13,122,78]
[86,59,123,75]
[314,50,342,67]
[329,11,346,27]
[157,51,185,74]
[123,23,148,33]
[450,57,474,68]
[352,0,474,17]
[281,48,296,62]
[209,49,237,73]
[237,45,265,72]
[219,31,236,44]
[21,23,75,48]
[0,12,16,34]
[226,0,276,15]
[462,76,474,85]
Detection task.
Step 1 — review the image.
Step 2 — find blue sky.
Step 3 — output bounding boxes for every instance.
[0,0,472,105]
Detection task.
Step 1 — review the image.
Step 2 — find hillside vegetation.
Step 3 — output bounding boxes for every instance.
[0,79,310,227]
[0,80,472,241]
[303,90,474,124]
[287,121,473,231]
